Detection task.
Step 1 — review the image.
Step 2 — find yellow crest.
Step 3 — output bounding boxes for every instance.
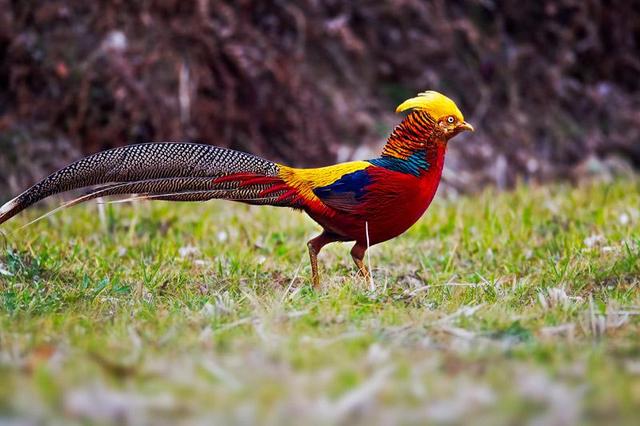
[396,91,464,121]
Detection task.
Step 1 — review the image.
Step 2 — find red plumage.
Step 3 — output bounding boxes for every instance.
[305,143,447,246]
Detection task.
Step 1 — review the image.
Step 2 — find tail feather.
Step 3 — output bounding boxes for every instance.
[0,143,295,226]
[105,190,288,205]
[60,177,293,206]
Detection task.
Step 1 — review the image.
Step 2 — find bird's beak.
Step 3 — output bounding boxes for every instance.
[458,121,474,132]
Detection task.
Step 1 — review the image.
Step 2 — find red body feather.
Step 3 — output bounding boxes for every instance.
[303,143,446,245]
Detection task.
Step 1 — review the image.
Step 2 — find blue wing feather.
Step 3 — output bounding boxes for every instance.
[313,169,372,213]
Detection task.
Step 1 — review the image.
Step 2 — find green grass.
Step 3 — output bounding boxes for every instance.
[1,178,639,425]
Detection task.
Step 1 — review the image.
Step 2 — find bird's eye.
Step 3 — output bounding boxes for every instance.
[447,116,455,124]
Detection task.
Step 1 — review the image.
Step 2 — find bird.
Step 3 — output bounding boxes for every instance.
[0,90,473,286]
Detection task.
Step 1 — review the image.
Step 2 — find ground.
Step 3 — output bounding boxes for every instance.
[0,178,639,425]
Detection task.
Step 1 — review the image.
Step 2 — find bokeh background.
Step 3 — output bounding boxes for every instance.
[1,3,640,424]
[1,0,639,198]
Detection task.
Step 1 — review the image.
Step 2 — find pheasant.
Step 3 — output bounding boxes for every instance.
[0,91,473,286]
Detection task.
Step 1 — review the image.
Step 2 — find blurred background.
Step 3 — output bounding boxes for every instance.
[1,0,639,198]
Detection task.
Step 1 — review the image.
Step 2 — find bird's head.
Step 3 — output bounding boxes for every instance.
[396,91,474,141]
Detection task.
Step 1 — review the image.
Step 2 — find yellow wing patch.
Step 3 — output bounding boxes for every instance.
[278,161,371,203]
[396,90,464,122]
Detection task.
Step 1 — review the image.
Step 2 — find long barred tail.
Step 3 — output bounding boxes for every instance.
[0,142,299,226]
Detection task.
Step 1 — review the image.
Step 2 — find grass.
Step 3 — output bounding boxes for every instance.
[0,178,639,425]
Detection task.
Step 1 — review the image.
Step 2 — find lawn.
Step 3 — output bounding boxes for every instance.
[1,178,639,425]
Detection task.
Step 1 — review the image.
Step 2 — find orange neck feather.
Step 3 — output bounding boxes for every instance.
[381,110,442,160]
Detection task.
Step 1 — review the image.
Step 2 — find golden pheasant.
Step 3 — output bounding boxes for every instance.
[0,91,473,286]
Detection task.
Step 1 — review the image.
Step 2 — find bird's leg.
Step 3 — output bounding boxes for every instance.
[350,242,370,281]
[307,232,336,288]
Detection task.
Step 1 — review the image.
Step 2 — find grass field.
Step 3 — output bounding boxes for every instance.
[0,178,639,425]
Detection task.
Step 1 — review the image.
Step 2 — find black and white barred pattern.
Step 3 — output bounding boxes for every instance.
[0,143,281,224]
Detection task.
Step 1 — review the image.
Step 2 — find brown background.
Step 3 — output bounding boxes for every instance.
[1,0,639,198]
